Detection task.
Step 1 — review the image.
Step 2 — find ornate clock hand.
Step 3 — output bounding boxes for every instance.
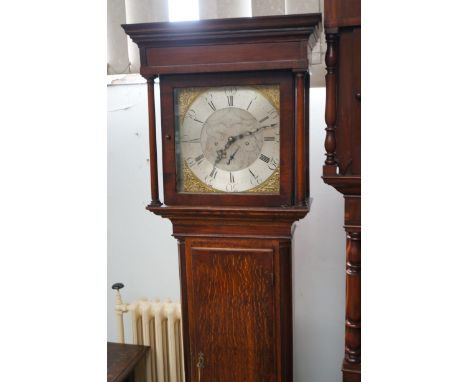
[223,131,249,146]
[226,146,240,165]
[226,123,278,145]
[212,121,278,167]
[213,133,239,166]
[214,149,226,166]
[251,123,278,135]
[213,136,233,166]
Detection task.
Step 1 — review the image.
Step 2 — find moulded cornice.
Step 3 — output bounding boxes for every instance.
[122,13,321,47]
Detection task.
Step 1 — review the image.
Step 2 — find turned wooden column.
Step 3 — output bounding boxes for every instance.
[145,75,161,206]
[343,195,361,379]
[323,32,339,176]
[294,71,307,204]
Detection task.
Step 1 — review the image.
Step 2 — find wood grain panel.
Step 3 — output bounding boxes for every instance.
[146,41,305,74]
[177,239,192,381]
[351,28,361,175]
[336,27,361,176]
[187,244,276,381]
[107,342,149,382]
[324,0,361,28]
[338,0,361,26]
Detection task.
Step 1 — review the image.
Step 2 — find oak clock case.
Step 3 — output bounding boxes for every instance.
[161,71,295,207]
[122,13,320,382]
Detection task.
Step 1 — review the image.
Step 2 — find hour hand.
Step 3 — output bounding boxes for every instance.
[214,148,227,166]
[226,146,240,165]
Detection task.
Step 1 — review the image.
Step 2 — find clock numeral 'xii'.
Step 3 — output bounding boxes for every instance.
[225,87,237,107]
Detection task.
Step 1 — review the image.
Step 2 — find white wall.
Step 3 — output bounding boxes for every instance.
[293,88,345,382]
[107,82,345,382]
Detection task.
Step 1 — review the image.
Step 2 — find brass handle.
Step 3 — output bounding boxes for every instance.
[196,352,205,382]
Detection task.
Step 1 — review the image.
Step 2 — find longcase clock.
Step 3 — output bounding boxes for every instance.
[123,14,321,382]
[322,0,361,381]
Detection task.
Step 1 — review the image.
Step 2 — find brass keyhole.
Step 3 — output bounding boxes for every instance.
[196,352,205,381]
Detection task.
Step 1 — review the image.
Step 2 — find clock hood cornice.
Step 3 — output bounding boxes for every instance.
[122,13,321,48]
[122,14,321,76]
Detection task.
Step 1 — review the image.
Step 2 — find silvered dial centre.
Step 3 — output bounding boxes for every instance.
[201,107,264,171]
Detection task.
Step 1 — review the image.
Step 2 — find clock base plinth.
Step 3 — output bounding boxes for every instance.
[149,203,310,382]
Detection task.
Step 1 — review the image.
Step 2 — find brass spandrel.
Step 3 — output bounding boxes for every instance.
[176,87,208,119]
[181,161,217,193]
[249,167,280,193]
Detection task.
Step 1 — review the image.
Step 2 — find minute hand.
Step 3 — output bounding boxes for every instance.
[216,123,277,165]
[229,123,278,142]
[227,146,240,165]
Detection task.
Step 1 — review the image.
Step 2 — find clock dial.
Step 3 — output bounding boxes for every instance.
[176,85,280,193]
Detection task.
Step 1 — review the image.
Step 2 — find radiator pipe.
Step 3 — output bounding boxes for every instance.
[112,282,126,344]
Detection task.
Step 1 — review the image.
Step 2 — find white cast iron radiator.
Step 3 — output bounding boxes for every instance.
[112,283,185,382]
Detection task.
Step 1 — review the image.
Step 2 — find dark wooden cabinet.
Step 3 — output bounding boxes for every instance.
[323,1,361,381]
[107,342,149,382]
[123,14,320,382]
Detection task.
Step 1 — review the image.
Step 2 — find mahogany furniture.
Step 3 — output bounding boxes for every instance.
[107,342,149,382]
[322,1,361,381]
[123,14,320,382]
